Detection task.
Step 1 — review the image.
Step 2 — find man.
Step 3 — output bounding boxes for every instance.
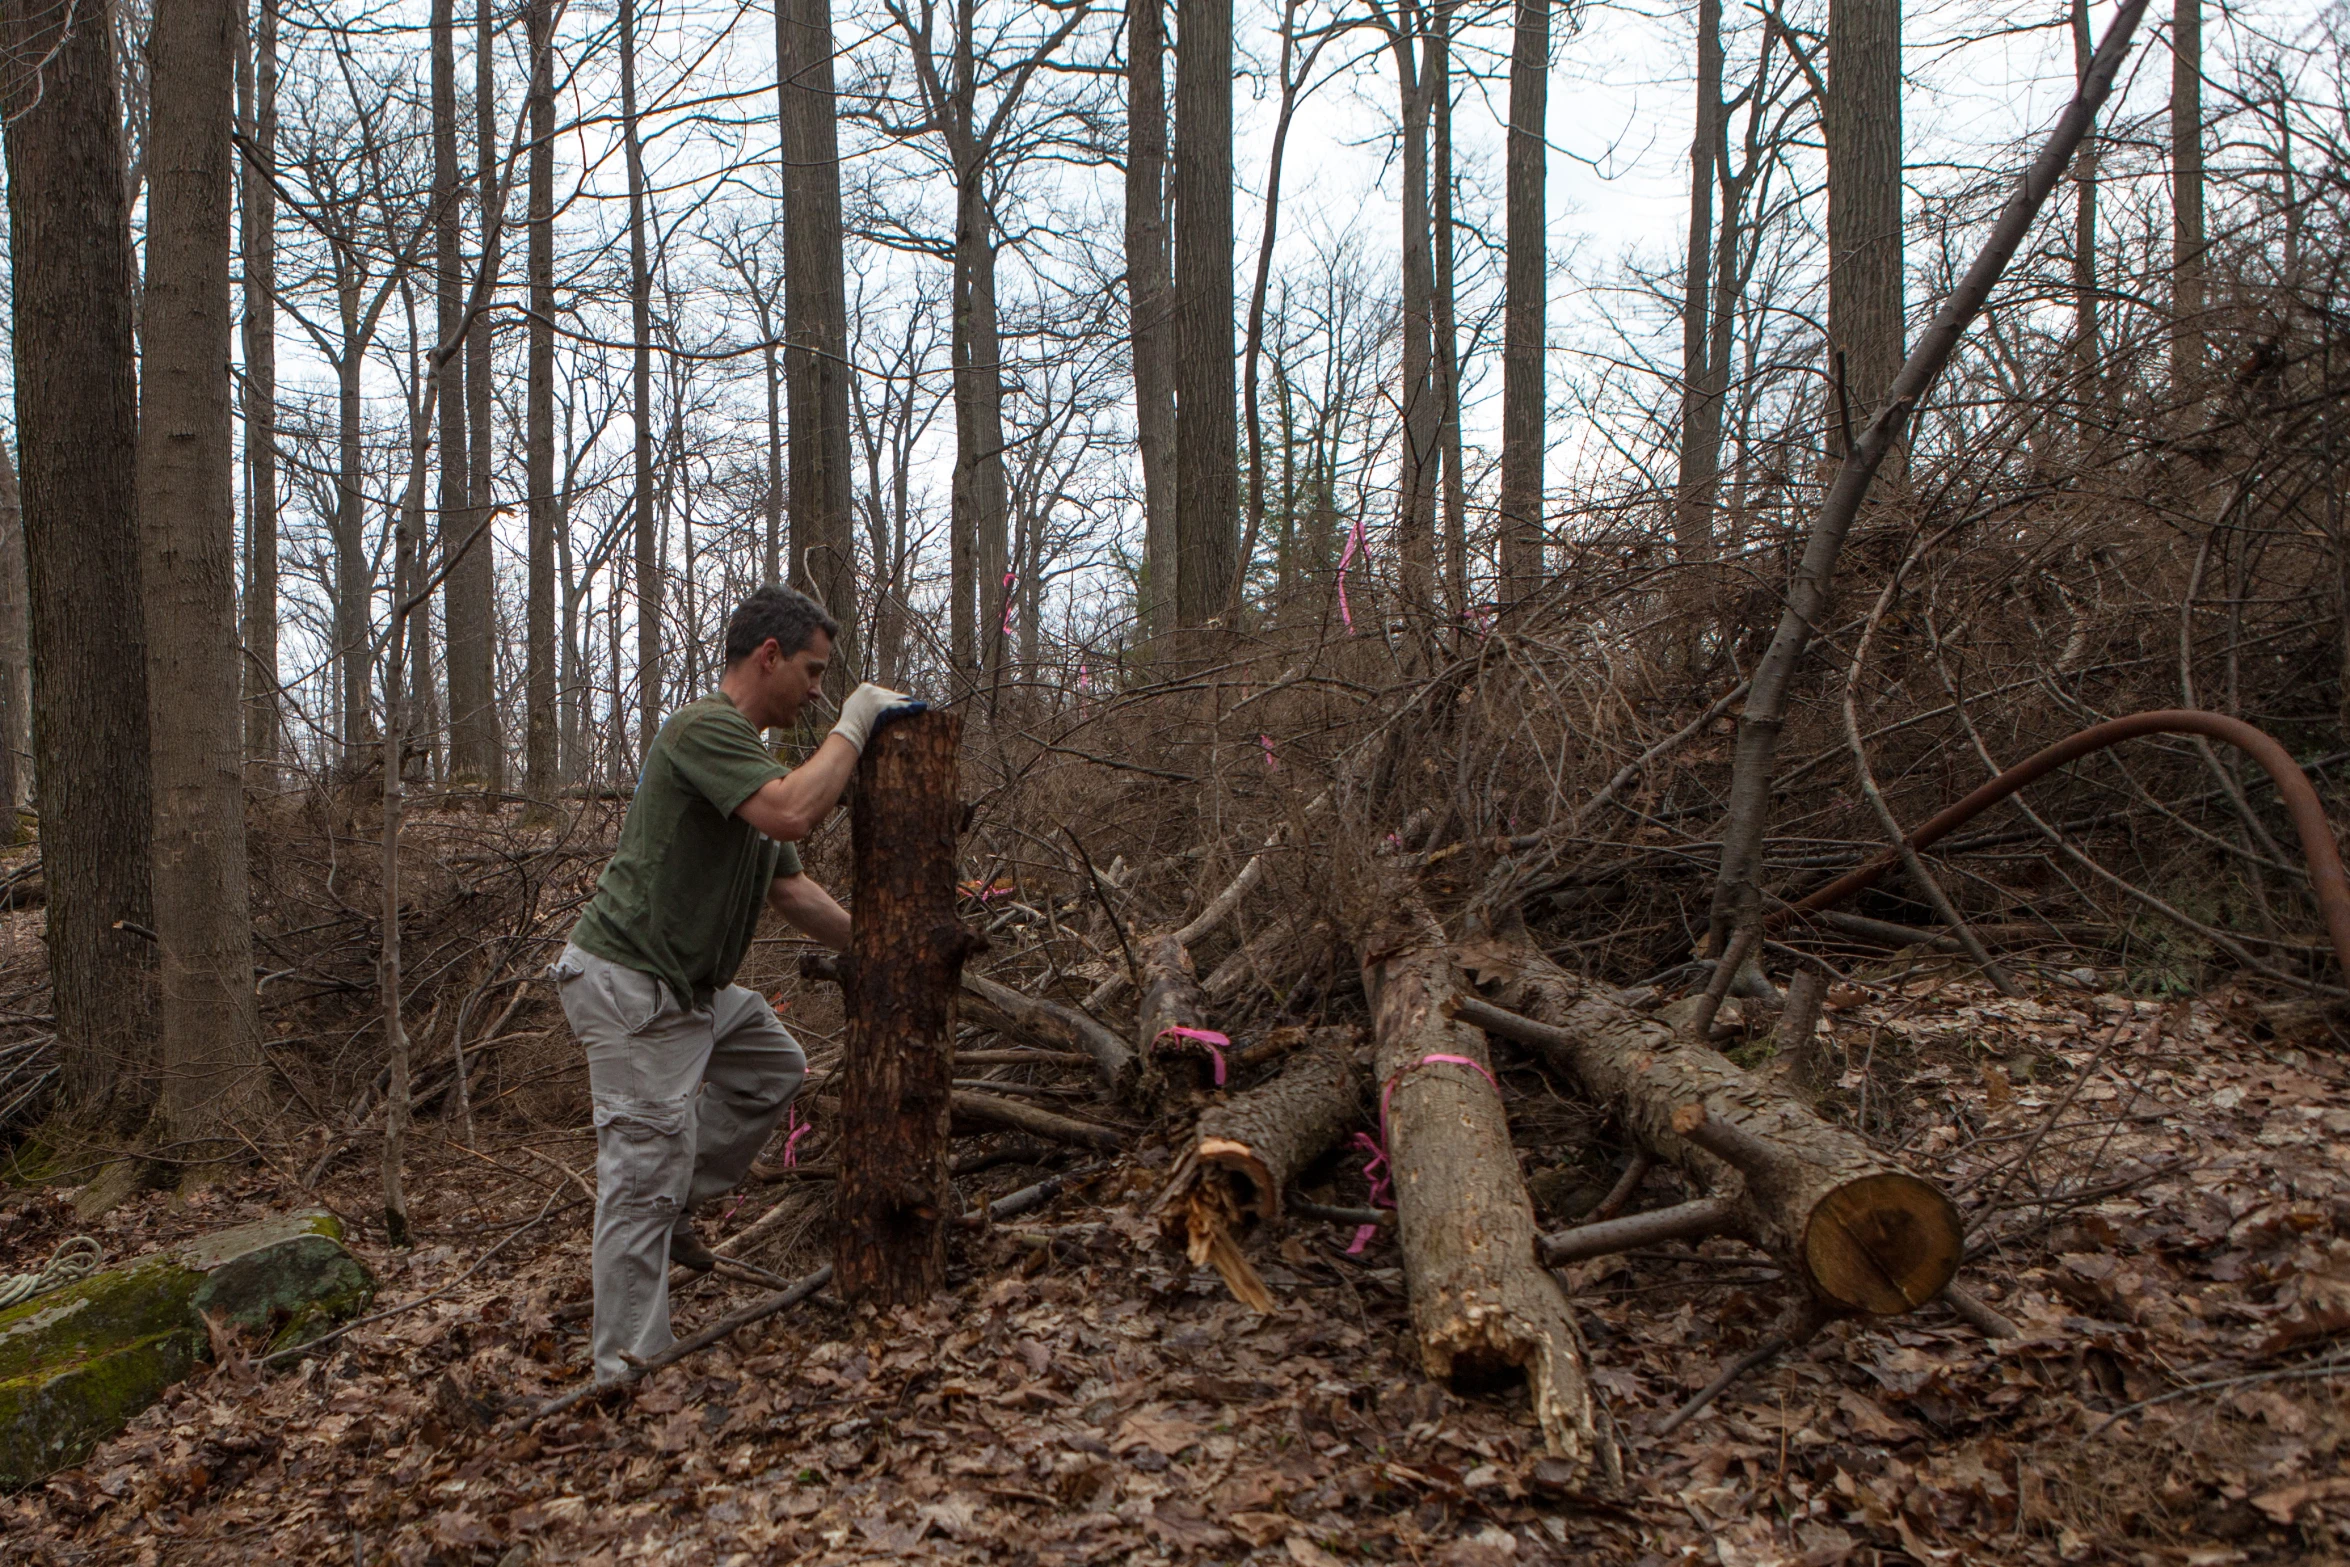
[550,584,917,1383]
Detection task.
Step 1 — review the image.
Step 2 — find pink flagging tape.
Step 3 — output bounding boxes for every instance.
[1335,517,1367,633]
[778,1104,811,1169]
[1260,734,1278,771]
[1344,1052,1503,1255]
[999,569,1018,638]
[1153,1025,1229,1086]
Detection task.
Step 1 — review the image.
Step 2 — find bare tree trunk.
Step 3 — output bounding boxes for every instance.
[433,0,478,784]
[621,0,660,756]
[1497,0,1547,602]
[2,0,157,1114]
[762,336,781,588]
[2069,0,2098,399]
[1431,11,1467,620]
[524,0,558,802]
[238,0,280,778]
[140,0,264,1145]
[1825,0,1903,438]
[779,0,859,691]
[1673,0,1724,557]
[335,287,372,758]
[2169,0,2202,401]
[0,440,26,839]
[1171,0,1236,631]
[1391,17,1438,624]
[1125,0,1176,640]
[458,0,503,790]
[836,710,972,1305]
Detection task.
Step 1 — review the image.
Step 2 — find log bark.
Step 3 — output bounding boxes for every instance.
[837,710,974,1306]
[950,1090,1123,1151]
[1357,902,1609,1474]
[1456,951,1961,1317]
[1135,929,1210,1097]
[959,971,1137,1098]
[1156,1033,1363,1310]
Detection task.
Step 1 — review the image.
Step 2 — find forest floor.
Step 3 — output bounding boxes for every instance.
[3,967,2348,1566]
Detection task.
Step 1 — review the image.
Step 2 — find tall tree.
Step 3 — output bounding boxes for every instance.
[780,0,859,690]
[0,0,157,1113]
[524,0,558,799]
[434,0,483,783]
[238,0,280,775]
[1431,10,1467,619]
[1673,0,1724,557]
[1824,0,1903,438]
[140,0,264,1141]
[1171,0,1236,629]
[1125,0,1176,638]
[0,440,25,841]
[1497,0,1547,601]
[620,0,660,754]
[2069,0,2098,395]
[1380,0,1440,621]
[459,0,504,787]
[2169,0,2202,399]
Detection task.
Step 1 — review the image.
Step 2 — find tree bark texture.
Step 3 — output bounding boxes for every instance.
[139,0,264,1140]
[1356,901,1606,1472]
[960,970,1138,1099]
[1460,954,1961,1315]
[523,0,558,800]
[1156,1034,1363,1310]
[455,0,502,790]
[2169,0,2202,399]
[1497,0,1547,601]
[1,0,157,1112]
[1133,929,1205,1100]
[432,0,479,785]
[1673,0,1724,558]
[779,0,859,690]
[1825,0,1903,431]
[621,0,660,759]
[0,440,26,831]
[237,0,279,775]
[838,709,973,1306]
[2069,0,2098,395]
[1431,18,1467,620]
[1171,0,1236,631]
[1125,0,1176,641]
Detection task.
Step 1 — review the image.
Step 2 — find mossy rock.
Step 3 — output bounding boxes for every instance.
[0,1211,373,1489]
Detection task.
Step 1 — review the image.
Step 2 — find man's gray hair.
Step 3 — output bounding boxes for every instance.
[724,584,840,665]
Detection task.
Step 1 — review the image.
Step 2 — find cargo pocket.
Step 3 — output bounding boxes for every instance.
[593,1093,693,1215]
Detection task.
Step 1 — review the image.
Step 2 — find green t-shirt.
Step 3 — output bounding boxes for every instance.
[571,691,805,1009]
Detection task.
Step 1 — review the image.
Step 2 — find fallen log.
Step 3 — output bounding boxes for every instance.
[950,1089,1125,1151]
[1456,951,1962,1318]
[1356,902,1610,1476]
[1135,930,1220,1098]
[959,971,1138,1099]
[1154,1031,1364,1310]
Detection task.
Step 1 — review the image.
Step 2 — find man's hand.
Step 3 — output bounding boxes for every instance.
[830,682,925,754]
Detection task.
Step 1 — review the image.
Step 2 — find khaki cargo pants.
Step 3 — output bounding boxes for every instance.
[549,943,807,1382]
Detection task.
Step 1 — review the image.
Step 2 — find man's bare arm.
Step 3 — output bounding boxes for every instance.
[768,872,851,951]
[735,734,859,843]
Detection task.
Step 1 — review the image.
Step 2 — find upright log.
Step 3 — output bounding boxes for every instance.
[1357,900,1610,1475]
[1134,929,1210,1098]
[1457,949,1961,1316]
[837,710,973,1306]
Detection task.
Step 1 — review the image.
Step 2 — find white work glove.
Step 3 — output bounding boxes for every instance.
[829,681,925,754]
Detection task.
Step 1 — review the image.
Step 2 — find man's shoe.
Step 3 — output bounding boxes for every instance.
[670,1222,718,1272]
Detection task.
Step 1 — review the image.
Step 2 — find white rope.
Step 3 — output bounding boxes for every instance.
[0,1235,102,1311]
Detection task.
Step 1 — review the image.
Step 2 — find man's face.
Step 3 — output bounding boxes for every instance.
[764,628,832,725]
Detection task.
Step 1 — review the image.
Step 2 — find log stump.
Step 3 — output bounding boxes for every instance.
[836,710,975,1306]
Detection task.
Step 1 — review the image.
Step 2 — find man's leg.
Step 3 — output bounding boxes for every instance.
[553,947,715,1382]
[687,985,808,1212]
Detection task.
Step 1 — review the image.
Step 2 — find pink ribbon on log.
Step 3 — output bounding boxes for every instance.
[1153,1025,1229,1086]
[1343,1052,1503,1255]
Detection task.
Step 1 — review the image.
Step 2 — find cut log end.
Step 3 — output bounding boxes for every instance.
[1803,1173,1964,1315]
[1194,1135,1276,1221]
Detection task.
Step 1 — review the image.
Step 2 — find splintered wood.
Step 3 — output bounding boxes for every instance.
[1155,1031,1364,1313]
